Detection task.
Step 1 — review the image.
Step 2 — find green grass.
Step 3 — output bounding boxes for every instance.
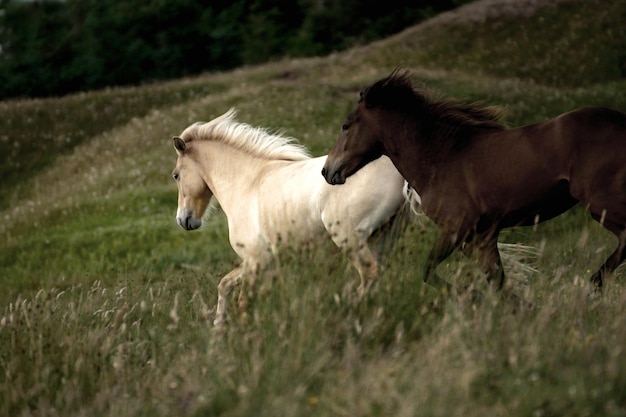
[0,80,227,209]
[2,0,626,415]
[372,0,626,87]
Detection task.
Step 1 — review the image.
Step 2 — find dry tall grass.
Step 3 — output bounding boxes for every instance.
[1,0,626,415]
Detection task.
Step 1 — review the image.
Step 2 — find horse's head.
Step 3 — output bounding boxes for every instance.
[172,136,213,230]
[323,69,421,185]
[322,95,386,185]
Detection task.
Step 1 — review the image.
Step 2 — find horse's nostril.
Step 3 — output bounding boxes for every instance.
[321,167,327,177]
[176,215,193,230]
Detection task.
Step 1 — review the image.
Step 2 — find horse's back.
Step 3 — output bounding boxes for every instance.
[559,107,626,174]
[583,106,626,126]
[563,106,626,140]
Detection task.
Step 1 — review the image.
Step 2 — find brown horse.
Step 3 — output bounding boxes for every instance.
[322,70,626,292]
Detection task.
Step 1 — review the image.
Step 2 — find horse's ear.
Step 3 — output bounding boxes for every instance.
[173,136,186,154]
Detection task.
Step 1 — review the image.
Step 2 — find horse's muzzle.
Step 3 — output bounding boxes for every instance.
[177,214,202,230]
[321,165,346,185]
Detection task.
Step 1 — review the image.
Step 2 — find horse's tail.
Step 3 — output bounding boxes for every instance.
[403,181,423,216]
[497,242,539,291]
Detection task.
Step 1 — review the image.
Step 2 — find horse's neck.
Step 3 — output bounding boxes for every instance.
[384,121,446,192]
[197,141,266,209]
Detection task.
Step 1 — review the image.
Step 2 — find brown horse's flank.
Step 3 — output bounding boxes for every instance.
[323,69,626,293]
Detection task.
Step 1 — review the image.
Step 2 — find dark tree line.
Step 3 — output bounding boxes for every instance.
[0,0,468,99]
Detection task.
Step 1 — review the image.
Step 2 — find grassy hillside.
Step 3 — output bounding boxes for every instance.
[2,0,626,416]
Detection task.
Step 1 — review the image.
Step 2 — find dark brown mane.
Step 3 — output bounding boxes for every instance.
[361,69,423,112]
[429,98,507,131]
[362,69,507,133]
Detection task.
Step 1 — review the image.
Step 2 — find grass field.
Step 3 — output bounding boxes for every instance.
[2,0,626,415]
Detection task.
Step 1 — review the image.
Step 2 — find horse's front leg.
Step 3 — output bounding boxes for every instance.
[590,229,626,290]
[214,266,244,326]
[464,235,505,290]
[464,236,533,308]
[481,244,505,290]
[423,233,458,292]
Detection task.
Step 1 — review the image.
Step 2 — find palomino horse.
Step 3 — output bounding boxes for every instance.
[172,109,410,325]
[323,70,626,292]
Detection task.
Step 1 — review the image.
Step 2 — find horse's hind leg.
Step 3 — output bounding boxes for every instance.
[351,243,379,297]
[214,266,244,326]
[351,203,411,296]
[238,264,260,313]
[590,228,626,289]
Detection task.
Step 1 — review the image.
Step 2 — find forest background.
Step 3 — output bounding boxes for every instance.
[0,0,470,99]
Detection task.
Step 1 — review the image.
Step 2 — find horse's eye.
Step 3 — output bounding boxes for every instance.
[172,173,179,181]
[342,123,350,132]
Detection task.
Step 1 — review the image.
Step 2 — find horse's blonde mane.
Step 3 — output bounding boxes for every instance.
[179,108,311,161]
